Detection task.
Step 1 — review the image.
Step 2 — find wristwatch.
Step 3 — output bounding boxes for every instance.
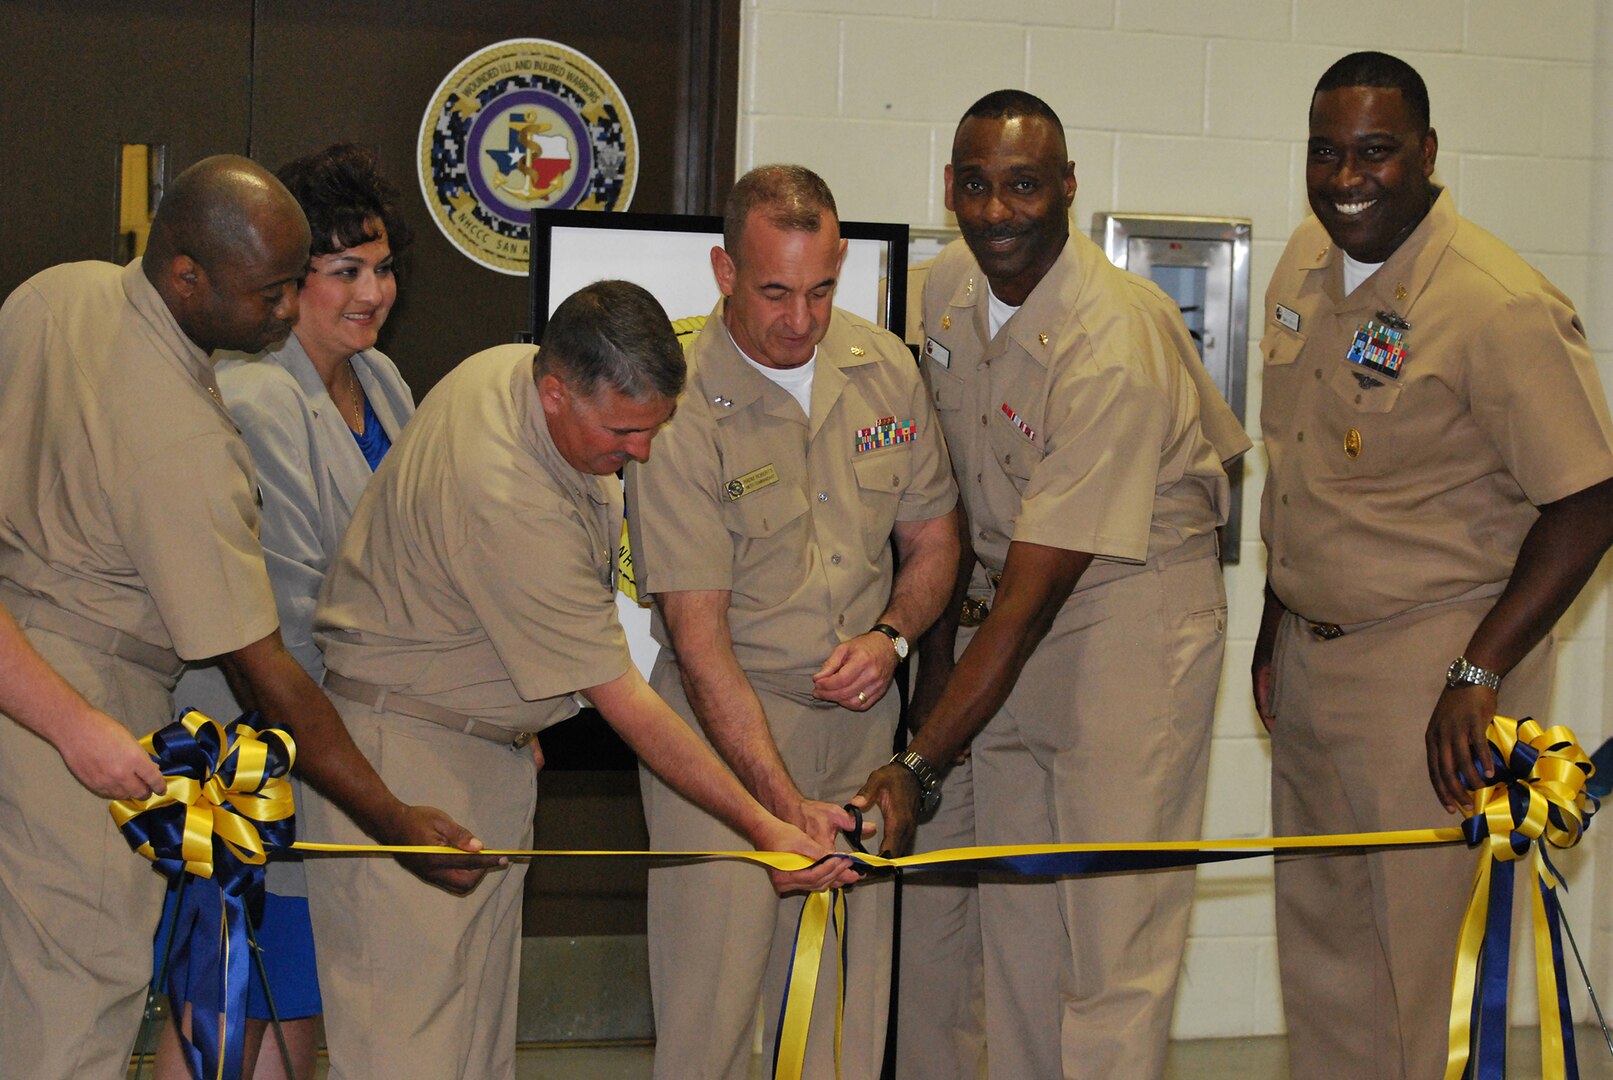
[1446,656,1501,692]
[890,750,941,814]
[871,622,910,660]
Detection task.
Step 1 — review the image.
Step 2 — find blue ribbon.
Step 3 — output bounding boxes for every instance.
[113,709,297,1080]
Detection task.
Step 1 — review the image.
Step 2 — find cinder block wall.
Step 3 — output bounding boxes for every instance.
[735,0,1609,1038]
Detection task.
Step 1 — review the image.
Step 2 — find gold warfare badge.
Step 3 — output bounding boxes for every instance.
[418,38,639,275]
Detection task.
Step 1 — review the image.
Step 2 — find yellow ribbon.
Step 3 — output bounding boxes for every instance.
[110,710,297,878]
[1443,716,1594,1080]
[117,714,1594,1080]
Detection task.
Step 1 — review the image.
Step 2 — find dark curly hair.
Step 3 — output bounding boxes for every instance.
[275,143,413,261]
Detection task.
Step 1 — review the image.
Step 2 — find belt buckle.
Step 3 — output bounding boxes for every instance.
[510,731,537,752]
[1308,621,1345,641]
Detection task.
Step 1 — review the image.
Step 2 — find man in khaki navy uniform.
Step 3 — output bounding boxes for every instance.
[854,90,1249,1080]
[0,156,487,1080]
[307,280,849,1080]
[626,165,959,1080]
[1254,52,1613,1080]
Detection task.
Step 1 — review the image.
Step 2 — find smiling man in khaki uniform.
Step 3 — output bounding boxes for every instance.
[1254,52,1613,1080]
[626,166,959,1080]
[0,155,486,1080]
[307,280,851,1080]
[855,90,1248,1080]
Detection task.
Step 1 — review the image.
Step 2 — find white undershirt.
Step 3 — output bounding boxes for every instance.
[1342,253,1384,296]
[987,288,1020,339]
[726,321,816,417]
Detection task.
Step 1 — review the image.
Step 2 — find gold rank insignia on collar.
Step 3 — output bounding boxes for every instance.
[850,346,866,356]
[941,314,951,330]
[966,277,974,295]
[1395,283,1408,301]
[1038,333,1049,346]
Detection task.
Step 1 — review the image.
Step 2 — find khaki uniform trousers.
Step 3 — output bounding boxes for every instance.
[642,658,897,1080]
[974,549,1224,1080]
[0,624,171,1080]
[1271,595,1554,1080]
[895,625,986,1080]
[303,689,538,1080]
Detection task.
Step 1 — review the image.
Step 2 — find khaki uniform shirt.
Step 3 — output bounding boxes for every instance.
[626,302,956,691]
[0,259,276,659]
[1260,189,1613,625]
[315,344,628,731]
[920,235,1244,588]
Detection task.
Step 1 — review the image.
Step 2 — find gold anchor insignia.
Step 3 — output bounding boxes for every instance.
[965,278,974,295]
[1038,333,1049,346]
[850,346,866,356]
[1344,428,1362,458]
[941,315,951,330]
[1394,283,1408,301]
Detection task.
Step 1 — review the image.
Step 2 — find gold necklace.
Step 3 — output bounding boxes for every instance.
[345,362,364,432]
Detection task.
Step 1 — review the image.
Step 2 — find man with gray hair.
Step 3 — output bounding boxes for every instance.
[305,279,851,1080]
[0,154,486,1080]
[627,166,960,1079]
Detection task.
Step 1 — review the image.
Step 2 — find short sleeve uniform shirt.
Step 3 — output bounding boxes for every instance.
[315,344,628,730]
[0,259,277,660]
[1260,189,1613,624]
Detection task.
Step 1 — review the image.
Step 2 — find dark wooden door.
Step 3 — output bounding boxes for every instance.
[0,0,739,394]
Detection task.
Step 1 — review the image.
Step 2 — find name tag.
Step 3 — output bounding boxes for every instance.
[924,336,950,369]
[1275,304,1301,332]
[724,464,779,501]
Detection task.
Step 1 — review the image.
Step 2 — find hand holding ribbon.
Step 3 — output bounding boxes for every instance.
[111,709,296,1080]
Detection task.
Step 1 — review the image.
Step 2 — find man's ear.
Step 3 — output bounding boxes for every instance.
[537,371,566,417]
[168,254,204,300]
[711,245,737,298]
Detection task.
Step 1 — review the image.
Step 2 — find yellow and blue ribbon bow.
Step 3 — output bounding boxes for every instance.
[1444,715,1596,1080]
[111,709,297,1080]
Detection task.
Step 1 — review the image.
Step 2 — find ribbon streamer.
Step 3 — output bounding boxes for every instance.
[1443,716,1596,1080]
[112,710,296,1080]
[114,714,1594,1080]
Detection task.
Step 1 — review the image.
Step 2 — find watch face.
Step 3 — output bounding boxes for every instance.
[893,636,910,659]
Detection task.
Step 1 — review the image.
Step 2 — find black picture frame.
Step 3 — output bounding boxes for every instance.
[527,208,908,341]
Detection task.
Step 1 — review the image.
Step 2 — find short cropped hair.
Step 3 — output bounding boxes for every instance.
[537,280,686,401]
[276,143,413,261]
[958,88,1065,132]
[1312,51,1431,133]
[722,165,837,257]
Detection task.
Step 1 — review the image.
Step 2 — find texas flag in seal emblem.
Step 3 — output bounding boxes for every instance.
[486,110,574,203]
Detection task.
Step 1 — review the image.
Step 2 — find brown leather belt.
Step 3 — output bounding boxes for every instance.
[1,581,183,679]
[323,671,538,752]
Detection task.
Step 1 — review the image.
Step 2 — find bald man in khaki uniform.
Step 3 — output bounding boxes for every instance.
[855,91,1248,1080]
[1256,53,1613,1080]
[307,283,849,1080]
[0,156,484,1080]
[627,167,959,1080]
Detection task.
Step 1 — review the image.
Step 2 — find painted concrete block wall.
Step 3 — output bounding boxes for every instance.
[738,0,1608,1039]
